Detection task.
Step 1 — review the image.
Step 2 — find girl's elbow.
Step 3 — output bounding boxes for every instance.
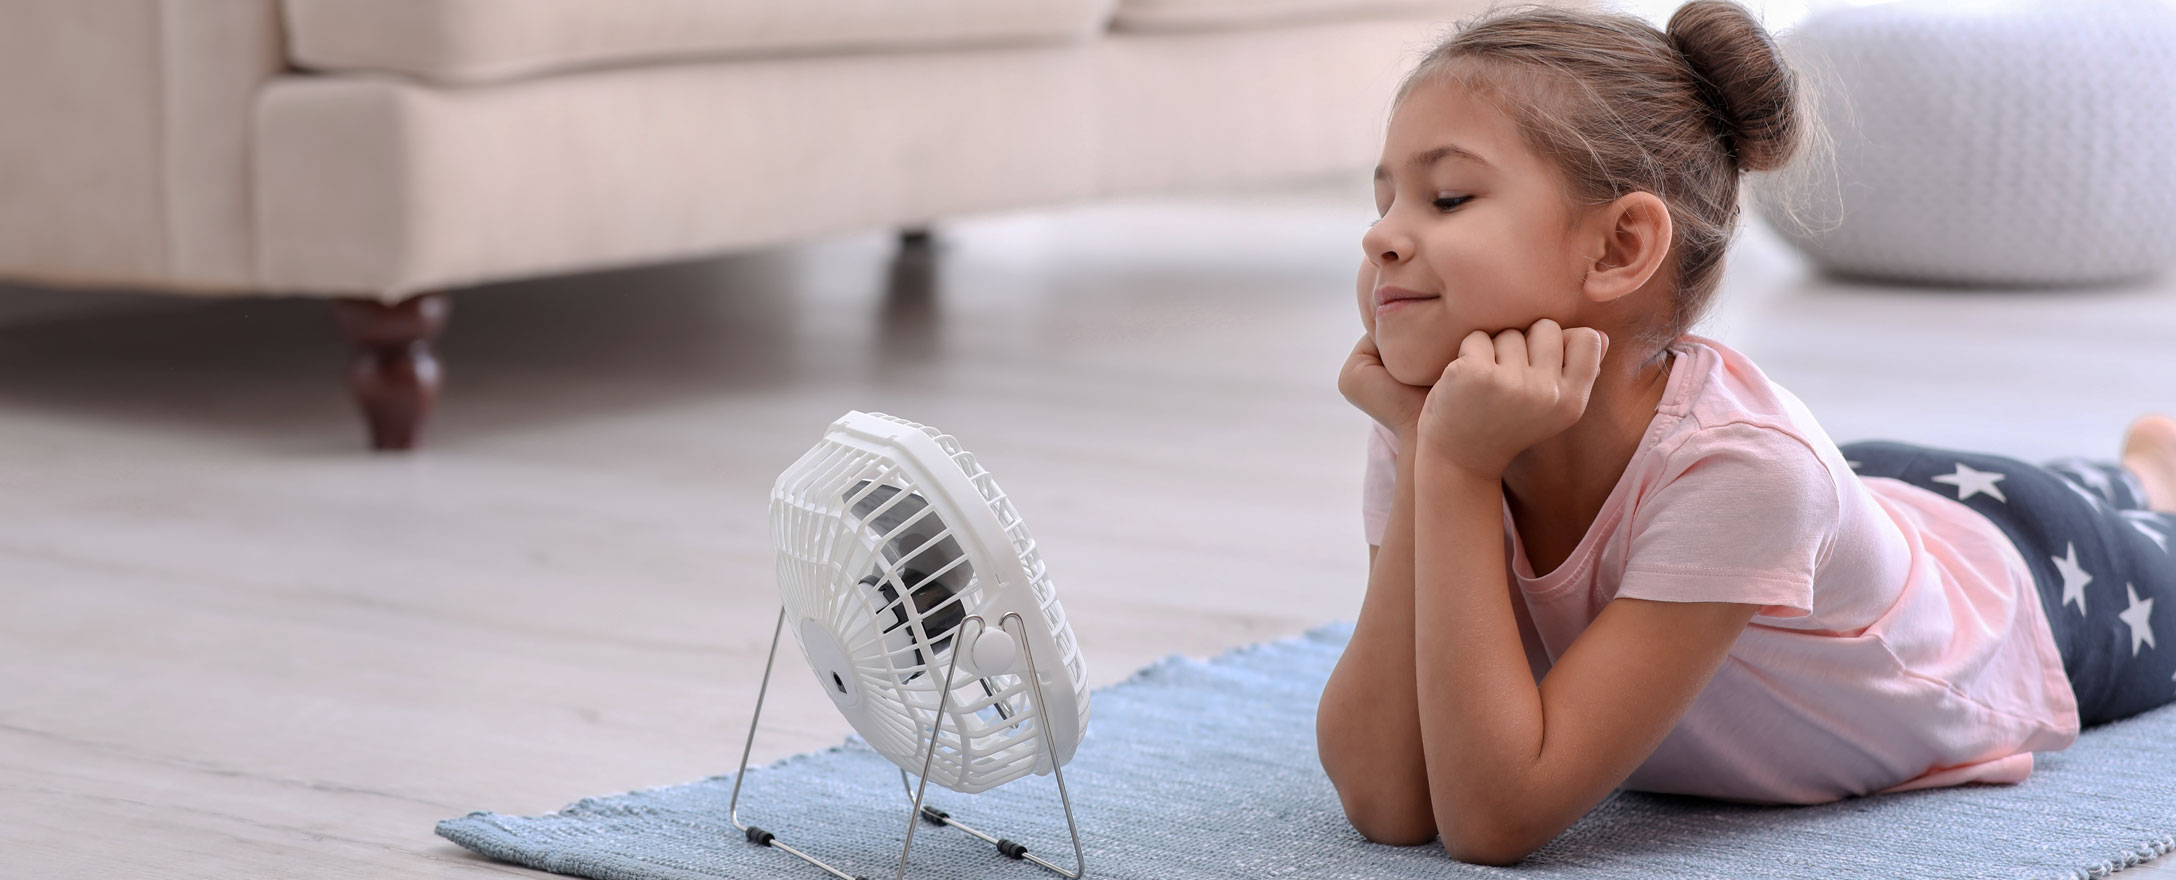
[1338,792,1438,847]
[1439,815,1548,866]
[1318,756,1437,847]
[1441,833,1537,867]
[1334,797,1537,862]
[1324,778,1548,859]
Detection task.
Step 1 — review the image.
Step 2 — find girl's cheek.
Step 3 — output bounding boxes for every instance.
[1354,264,1378,333]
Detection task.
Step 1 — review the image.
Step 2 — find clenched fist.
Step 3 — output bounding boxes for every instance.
[1417,318,1607,478]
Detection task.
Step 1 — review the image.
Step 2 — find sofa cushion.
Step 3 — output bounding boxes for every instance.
[1097,15,1455,194]
[282,0,1118,85]
[256,45,1100,296]
[1112,0,1449,32]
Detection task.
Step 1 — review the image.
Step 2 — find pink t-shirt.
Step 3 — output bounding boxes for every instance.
[1360,334,2079,805]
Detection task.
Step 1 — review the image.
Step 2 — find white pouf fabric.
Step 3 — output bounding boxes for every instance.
[1749,0,2176,286]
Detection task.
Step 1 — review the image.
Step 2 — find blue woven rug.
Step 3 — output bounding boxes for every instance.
[439,622,2176,879]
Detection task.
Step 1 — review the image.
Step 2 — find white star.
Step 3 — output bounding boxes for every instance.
[2119,583,2156,656]
[2052,542,2093,617]
[1931,462,2008,503]
[2066,463,2116,502]
[2121,512,2170,553]
[2061,477,2106,510]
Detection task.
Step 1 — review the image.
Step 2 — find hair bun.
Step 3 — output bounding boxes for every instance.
[1667,0,1800,172]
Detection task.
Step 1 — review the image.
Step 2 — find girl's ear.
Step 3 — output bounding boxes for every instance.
[1579,191,1673,305]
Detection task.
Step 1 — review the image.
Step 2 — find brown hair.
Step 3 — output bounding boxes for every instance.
[1396,1,1809,355]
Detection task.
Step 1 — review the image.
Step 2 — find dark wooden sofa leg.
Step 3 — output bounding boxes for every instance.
[330,293,449,451]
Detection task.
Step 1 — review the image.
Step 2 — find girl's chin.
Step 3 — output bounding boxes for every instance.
[1389,367,1443,386]
[1379,351,1450,386]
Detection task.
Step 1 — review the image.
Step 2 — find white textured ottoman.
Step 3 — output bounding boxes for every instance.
[1749,0,2176,286]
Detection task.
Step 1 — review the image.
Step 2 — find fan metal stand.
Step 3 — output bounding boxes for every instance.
[729,608,1088,880]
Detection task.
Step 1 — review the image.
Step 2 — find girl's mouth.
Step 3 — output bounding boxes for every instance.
[1376,295,1438,315]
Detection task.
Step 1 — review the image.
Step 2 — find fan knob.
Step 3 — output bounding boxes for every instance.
[798,618,862,709]
[966,625,1019,676]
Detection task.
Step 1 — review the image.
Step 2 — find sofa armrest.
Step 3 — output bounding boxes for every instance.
[0,0,284,293]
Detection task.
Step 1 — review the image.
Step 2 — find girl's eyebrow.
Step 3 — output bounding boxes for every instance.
[1372,143,1494,181]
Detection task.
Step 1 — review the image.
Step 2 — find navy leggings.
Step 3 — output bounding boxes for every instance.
[1840,441,2176,727]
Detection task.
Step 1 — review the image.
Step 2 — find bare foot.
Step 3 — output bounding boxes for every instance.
[2120,414,2176,513]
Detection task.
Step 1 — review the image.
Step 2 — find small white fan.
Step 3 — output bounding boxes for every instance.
[728,411,1091,880]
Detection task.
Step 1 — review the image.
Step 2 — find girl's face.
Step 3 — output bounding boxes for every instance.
[1360,79,1593,386]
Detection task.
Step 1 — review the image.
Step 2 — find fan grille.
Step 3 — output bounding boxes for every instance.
[770,413,1089,794]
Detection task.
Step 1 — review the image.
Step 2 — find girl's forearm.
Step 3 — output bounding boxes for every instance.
[1410,454,1547,851]
[1317,427,1432,832]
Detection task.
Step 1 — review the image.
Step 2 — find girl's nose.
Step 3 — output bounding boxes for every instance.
[1362,218,1411,266]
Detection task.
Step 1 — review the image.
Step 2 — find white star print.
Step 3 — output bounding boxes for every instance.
[2120,512,2170,553]
[2052,542,2093,617]
[2061,477,2106,510]
[2066,463,2116,502]
[1931,462,2008,503]
[2119,583,2156,656]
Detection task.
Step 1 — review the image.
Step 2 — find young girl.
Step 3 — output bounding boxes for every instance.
[1313,0,2176,866]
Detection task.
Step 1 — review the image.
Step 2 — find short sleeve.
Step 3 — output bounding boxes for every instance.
[1614,423,1840,619]
[1361,420,1397,546]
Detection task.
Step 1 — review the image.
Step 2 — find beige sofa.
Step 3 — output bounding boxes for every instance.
[0,0,1496,449]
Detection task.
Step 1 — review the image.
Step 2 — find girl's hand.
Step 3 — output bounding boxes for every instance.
[1338,333,1429,438]
[1418,318,1608,478]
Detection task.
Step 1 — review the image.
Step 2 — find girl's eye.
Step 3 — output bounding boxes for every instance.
[1367,195,1468,226]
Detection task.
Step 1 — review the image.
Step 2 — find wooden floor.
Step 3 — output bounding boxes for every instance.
[3,179,2172,878]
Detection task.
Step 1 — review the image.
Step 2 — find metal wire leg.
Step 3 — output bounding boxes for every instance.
[727,606,865,880]
[1007,612,1087,879]
[895,616,978,880]
[893,614,1086,879]
[731,609,1086,880]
